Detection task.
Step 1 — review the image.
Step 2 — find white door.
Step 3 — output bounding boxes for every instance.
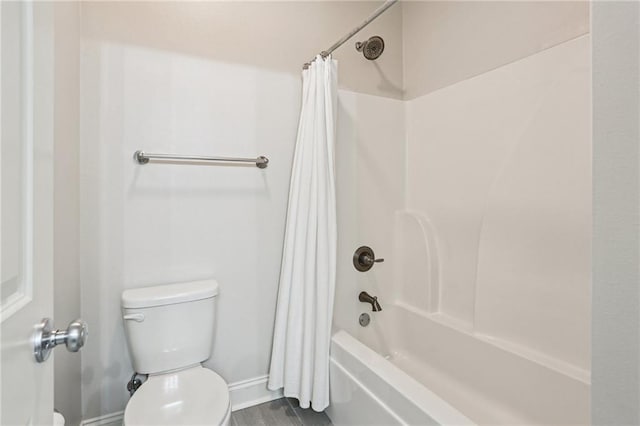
[1,2,55,424]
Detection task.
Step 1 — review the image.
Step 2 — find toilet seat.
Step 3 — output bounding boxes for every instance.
[124,366,231,426]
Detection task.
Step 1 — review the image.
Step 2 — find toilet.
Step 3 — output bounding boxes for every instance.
[121,279,231,425]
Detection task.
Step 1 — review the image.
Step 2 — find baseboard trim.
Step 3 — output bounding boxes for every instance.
[80,375,283,424]
[80,410,124,426]
[229,374,284,411]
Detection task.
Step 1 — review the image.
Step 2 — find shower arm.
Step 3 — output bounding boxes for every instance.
[302,0,398,69]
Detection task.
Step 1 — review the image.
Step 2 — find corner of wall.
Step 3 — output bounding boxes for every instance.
[591,1,640,423]
[53,1,82,425]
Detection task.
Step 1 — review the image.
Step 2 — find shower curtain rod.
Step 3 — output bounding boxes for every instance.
[303,0,398,69]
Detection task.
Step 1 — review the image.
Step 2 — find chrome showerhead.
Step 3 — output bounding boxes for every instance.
[355,35,385,60]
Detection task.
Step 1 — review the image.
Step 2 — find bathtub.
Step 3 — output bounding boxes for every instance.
[326,304,590,425]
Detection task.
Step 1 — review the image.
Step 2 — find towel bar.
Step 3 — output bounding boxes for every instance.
[134,151,269,168]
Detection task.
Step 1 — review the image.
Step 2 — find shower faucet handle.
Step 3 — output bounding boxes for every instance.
[363,255,384,264]
[353,246,384,272]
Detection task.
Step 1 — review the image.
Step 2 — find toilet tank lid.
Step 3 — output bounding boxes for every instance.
[121,279,219,309]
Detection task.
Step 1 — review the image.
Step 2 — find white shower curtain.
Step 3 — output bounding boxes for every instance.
[267,55,338,412]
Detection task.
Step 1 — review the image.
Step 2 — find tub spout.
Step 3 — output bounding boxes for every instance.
[359,291,382,312]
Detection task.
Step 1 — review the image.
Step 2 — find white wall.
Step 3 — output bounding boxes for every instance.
[79,43,297,417]
[78,2,403,420]
[402,1,589,99]
[591,2,640,424]
[53,3,81,425]
[80,1,404,100]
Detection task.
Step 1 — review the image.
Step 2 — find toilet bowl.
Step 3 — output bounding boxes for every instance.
[121,279,230,426]
[124,366,230,426]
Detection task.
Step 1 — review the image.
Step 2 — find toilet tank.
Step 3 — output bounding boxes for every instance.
[121,279,219,374]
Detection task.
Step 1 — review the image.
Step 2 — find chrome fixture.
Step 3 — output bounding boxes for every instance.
[359,313,371,327]
[133,151,269,169]
[33,318,88,363]
[355,36,385,60]
[359,291,382,312]
[353,246,384,272]
[303,0,398,68]
[127,372,146,396]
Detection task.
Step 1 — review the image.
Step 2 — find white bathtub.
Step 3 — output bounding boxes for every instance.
[326,304,589,425]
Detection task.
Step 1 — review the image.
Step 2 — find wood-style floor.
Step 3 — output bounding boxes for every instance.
[232,398,332,426]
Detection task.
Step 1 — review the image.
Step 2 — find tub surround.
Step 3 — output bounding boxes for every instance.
[332,34,591,425]
[404,35,591,371]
